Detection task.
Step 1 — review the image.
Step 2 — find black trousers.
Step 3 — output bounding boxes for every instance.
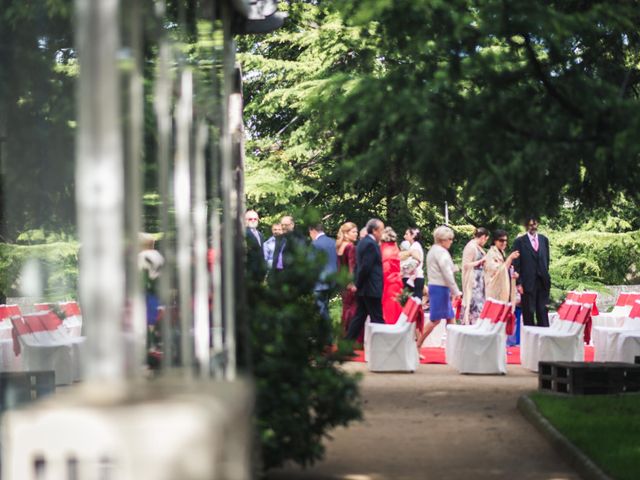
[521,276,550,327]
[403,277,425,300]
[314,289,333,345]
[346,295,384,340]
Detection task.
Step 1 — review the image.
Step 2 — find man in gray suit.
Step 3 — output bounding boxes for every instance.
[309,222,338,339]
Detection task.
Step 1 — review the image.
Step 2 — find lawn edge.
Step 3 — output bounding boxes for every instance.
[517,394,612,480]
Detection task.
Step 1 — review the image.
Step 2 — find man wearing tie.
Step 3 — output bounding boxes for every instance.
[512,216,551,327]
[245,210,266,282]
[346,218,386,341]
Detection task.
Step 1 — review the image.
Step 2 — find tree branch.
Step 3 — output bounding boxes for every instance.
[522,34,584,118]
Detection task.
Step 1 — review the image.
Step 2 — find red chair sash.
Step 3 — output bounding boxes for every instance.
[6,305,21,317]
[485,301,503,321]
[616,293,630,307]
[402,298,420,323]
[627,293,640,307]
[578,292,599,316]
[574,306,592,344]
[61,302,81,317]
[566,291,579,302]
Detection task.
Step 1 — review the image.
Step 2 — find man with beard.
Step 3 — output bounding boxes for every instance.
[512,216,551,327]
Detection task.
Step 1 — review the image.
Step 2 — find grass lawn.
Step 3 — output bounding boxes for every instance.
[531,392,640,480]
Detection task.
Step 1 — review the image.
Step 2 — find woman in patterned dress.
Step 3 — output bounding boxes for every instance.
[461,227,489,324]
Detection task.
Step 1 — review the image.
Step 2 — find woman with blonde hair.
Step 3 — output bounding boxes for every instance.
[336,221,358,334]
[417,226,461,347]
[380,226,404,323]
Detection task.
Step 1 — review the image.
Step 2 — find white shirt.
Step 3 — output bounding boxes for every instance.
[409,241,424,279]
[426,244,461,296]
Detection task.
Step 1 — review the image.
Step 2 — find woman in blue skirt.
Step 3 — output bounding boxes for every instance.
[417,226,462,347]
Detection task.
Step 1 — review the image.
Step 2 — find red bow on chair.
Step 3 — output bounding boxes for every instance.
[583,313,592,345]
[11,324,21,356]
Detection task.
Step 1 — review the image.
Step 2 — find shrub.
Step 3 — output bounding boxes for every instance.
[248,232,361,471]
[548,230,640,287]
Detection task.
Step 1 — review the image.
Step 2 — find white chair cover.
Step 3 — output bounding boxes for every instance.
[521,303,586,372]
[593,317,640,361]
[593,300,640,361]
[12,313,83,385]
[613,330,640,363]
[445,299,509,374]
[367,297,421,372]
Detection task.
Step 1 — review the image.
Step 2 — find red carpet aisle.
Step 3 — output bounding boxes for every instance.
[351,345,595,364]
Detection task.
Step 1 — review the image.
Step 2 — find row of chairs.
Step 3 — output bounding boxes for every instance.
[0,302,84,385]
[363,289,639,374]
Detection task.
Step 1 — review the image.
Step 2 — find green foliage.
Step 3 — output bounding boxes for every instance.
[548,230,640,290]
[549,193,640,233]
[0,0,77,240]
[531,392,640,480]
[248,230,361,471]
[241,0,640,230]
[0,241,79,301]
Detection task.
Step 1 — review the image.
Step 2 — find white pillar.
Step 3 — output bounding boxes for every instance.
[75,0,125,381]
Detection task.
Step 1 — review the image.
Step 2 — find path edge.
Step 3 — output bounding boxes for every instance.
[517,394,612,480]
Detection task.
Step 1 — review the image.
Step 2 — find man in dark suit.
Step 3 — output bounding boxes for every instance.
[271,215,303,273]
[512,216,551,327]
[346,218,385,340]
[309,223,338,339]
[245,209,266,282]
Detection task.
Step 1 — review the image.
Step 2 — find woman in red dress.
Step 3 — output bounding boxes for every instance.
[380,227,404,324]
[336,222,358,335]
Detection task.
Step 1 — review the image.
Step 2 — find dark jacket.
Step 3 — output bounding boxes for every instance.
[312,233,338,291]
[246,227,266,280]
[355,235,383,298]
[512,233,550,293]
[272,229,306,271]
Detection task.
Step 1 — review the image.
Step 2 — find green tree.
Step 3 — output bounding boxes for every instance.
[0,0,77,240]
[240,1,640,230]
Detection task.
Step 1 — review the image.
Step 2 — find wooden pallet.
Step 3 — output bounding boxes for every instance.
[539,361,640,395]
[0,371,56,413]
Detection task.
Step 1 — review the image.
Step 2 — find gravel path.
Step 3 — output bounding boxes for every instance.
[267,362,579,480]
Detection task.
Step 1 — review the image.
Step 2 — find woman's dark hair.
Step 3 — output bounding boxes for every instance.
[492,229,508,244]
[407,227,422,243]
[474,227,489,238]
